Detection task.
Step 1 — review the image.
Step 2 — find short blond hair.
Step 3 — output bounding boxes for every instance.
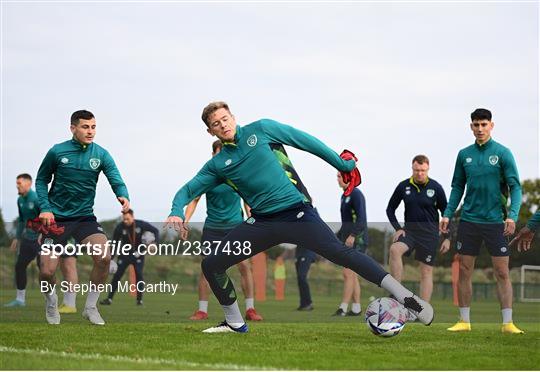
[201,101,231,126]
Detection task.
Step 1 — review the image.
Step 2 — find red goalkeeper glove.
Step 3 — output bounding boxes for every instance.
[339,149,362,196]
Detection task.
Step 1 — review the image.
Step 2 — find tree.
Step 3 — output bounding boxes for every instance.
[0,208,9,247]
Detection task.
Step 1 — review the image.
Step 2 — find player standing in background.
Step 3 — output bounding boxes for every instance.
[295,245,316,311]
[183,140,263,322]
[100,209,159,306]
[386,155,450,304]
[36,110,130,325]
[332,172,368,317]
[440,108,524,334]
[165,101,433,333]
[4,174,40,307]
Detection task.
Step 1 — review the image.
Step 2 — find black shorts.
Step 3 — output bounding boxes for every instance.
[397,231,438,266]
[200,227,232,256]
[456,221,509,257]
[41,216,105,255]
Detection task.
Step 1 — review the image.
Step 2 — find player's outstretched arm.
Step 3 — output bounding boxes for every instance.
[182,196,201,240]
[442,152,466,230]
[169,161,221,220]
[102,150,130,212]
[259,119,355,172]
[502,149,522,236]
[510,211,539,252]
[386,184,404,233]
[36,148,57,226]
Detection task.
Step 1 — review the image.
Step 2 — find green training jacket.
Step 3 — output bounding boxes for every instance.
[16,189,40,240]
[527,211,540,231]
[443,138,521,223]
[171,119,354,219]
[36,139,129,218]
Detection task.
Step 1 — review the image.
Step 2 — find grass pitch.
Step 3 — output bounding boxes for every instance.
[1,290,539,370]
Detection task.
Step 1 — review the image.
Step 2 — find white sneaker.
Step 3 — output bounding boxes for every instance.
[402,295,433,325]
[45,292,60,325]
[406,308,418,322]
[202,321,248,333]
[82,306,105,325]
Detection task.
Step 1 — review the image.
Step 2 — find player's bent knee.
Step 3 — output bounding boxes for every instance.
[94,255,111,267]
[493,267,510,281]
[40,269,55,281]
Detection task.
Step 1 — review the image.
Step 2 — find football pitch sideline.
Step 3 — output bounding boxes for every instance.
[1,290,539,370]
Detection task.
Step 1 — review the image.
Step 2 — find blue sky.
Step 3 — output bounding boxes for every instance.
[1,1,538,226]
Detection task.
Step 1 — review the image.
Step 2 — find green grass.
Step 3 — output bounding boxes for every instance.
[1,290,539,370]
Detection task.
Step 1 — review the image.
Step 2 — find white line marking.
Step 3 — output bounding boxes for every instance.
[0,345,285,370]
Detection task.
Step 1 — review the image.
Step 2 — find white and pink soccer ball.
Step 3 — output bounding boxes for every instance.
[365,297,408,337]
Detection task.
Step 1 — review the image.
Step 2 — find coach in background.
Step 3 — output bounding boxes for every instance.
[386,155,450,310]
[100,209,159,306]
[440,108,523,334]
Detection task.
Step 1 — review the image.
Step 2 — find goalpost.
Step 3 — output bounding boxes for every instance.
[520,265,540,302]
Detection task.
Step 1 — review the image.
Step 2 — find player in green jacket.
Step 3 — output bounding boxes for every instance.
[166,101,433,333]
[440,108,523,334]
[36,110,130,325]
[4,174,40,307]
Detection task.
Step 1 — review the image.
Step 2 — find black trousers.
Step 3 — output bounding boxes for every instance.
[202,203,387,306]
[15,238,41,290]
[108,255,145,301]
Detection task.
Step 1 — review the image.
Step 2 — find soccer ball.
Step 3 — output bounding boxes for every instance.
[365,297,407,337]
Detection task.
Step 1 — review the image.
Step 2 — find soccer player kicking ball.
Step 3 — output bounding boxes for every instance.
[165,101,433,333]
[440,108,523,334]
[183,140,263,322]
[36,110,130,325]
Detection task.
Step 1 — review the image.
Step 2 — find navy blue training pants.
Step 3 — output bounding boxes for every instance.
[201,203,387,306]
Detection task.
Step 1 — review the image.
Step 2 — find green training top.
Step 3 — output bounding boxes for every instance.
[205,184,243,230]
[36,139,129,218]
[171,119,355,219]
[443,138,521,223]
[16,189,40,240]
[527,211,540,231]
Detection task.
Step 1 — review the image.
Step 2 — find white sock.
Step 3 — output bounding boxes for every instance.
[44,288,57,301]
[502,308,512,324]
[199,300,208,313]
[85,290,100,309]
[16,289,26,302]
[352,303,361,314]
[340,302,348,312]
[223,301,245,327]
[380,274,413,302]
[63,291,77,308]
[459,307,470,322]
[245,298,254,310]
